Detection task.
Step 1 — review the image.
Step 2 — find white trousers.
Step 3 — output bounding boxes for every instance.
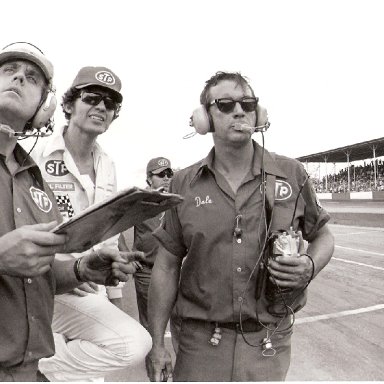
[38,293,152,381]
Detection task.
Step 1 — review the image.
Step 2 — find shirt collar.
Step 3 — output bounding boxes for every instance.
[190,140,287,185]
[252,141,287,179]
[41,124,67,157]
[41,125,103,159]
[0,130,18,158]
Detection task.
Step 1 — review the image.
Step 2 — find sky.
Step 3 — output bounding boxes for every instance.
[3,0,383,188]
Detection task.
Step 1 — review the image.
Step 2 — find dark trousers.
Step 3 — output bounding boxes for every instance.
[174,318,292,382]
[0,361,39,382]
[133,265,152,330]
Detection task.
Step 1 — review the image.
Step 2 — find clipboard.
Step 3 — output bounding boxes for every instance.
[52,186,183,253]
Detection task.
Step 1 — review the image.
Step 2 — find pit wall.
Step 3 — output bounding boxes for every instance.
[317,191,384,200]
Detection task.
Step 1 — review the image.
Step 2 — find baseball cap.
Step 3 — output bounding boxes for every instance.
[0,42,54,83]
[147,157,172,175]
[71,66,123,103]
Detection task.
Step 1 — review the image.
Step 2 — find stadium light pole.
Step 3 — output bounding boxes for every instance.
[346,151,351,192]
[323,156,328,192]
[372,145,377,190]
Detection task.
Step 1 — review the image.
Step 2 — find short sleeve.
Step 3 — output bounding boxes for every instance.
[301,176,330,242]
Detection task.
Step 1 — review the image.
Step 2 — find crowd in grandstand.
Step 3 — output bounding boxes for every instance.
[311,159,384,193]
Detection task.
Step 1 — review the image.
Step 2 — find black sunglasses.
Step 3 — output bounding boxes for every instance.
[79,91,120,112]
[152,169,174,178]
[209,97,258,114]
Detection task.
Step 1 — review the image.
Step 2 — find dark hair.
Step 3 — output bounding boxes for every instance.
[199,71,256,107]
[61,87,80,121]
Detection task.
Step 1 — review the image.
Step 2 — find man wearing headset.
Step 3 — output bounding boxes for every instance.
[0,43,144,381]
[32,66,152,381]
[146,71,334,381]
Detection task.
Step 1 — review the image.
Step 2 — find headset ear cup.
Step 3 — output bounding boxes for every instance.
[31,91,57,129]
[191,106,212,135]
[256,104,269,127]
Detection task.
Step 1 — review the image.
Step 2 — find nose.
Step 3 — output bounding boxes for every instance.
[12,70,25,85]
[95,99,107,110]
[233,101,245,116]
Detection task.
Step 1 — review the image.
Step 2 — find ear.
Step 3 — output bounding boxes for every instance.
[63,102,73,115]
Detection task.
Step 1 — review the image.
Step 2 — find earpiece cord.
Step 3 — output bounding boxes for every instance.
[238,132,297,348]
[290,176,309,228]
[20,136,39,168]
[239,132,286,347]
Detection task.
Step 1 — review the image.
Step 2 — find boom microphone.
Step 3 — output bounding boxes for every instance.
[233,122,271,134]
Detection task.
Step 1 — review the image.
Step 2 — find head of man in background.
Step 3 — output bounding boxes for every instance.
[146,157,173,192]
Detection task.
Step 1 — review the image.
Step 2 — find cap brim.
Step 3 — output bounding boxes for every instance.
[75,83,123,103]
[151,167,171,174]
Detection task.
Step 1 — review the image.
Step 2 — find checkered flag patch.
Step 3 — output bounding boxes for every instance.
[55,194,75,219]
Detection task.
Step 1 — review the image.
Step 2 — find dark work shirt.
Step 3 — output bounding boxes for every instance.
[154,141,330,324]
[0,140,62,368]
[133,211,164,267]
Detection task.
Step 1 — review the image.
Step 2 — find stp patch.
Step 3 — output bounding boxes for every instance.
[30,187,53,213]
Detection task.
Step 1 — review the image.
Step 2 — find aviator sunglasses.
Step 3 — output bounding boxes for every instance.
[79,91,120,112]
[209,97,259,114]
[152,169,174,178]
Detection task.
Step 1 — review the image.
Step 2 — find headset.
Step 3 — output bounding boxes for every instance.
[190,102,270,135]
[0,42,57,137]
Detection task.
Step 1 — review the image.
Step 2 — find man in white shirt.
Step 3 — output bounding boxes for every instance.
[32,66,152,381]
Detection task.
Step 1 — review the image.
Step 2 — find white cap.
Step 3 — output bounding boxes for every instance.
[0,42,53,83]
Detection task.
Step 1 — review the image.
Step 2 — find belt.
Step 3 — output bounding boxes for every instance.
[183,318,265,333]
[218,319,264,333]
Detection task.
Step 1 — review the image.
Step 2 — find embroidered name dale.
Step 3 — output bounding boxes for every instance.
[195,195,213,207]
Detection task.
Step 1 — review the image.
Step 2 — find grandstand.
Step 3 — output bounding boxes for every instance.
[296,137,384,200]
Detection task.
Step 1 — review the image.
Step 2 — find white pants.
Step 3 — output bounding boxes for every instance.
[38,293,152,381]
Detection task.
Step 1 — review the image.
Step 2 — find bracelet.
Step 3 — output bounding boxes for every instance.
[302,253,315,285]
[73,258,86,282]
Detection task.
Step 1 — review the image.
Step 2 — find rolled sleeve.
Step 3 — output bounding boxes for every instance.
[302,178,331,242]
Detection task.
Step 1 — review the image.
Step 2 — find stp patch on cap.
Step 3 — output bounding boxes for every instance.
[71,66,123,102]
[95,70,116,86]
[147,157,172,174]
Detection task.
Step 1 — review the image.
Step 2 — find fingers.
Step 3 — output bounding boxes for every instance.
[110,269,130,283]
[26,230,67,248]
[270,255,301,268]
[120,251,145,263]
[72,288,89,296]
[77,282,98,294]
[87,281,99,291]
[164,360,173,379]
[116,261,141,274]
[268,254,311,288]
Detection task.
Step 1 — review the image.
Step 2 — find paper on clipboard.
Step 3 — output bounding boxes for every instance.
[52,186,183,253]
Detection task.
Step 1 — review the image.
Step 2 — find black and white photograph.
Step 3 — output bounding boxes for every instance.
[0,0,382,381]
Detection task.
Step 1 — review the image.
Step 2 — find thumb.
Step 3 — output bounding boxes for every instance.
[297,231,305,254]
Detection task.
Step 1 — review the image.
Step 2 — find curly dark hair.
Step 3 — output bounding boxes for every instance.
[61,87,81,121]
[199,71,256,107]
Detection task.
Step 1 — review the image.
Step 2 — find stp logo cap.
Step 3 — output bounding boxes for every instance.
[71,66,122,103]
[146,157,172,175]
